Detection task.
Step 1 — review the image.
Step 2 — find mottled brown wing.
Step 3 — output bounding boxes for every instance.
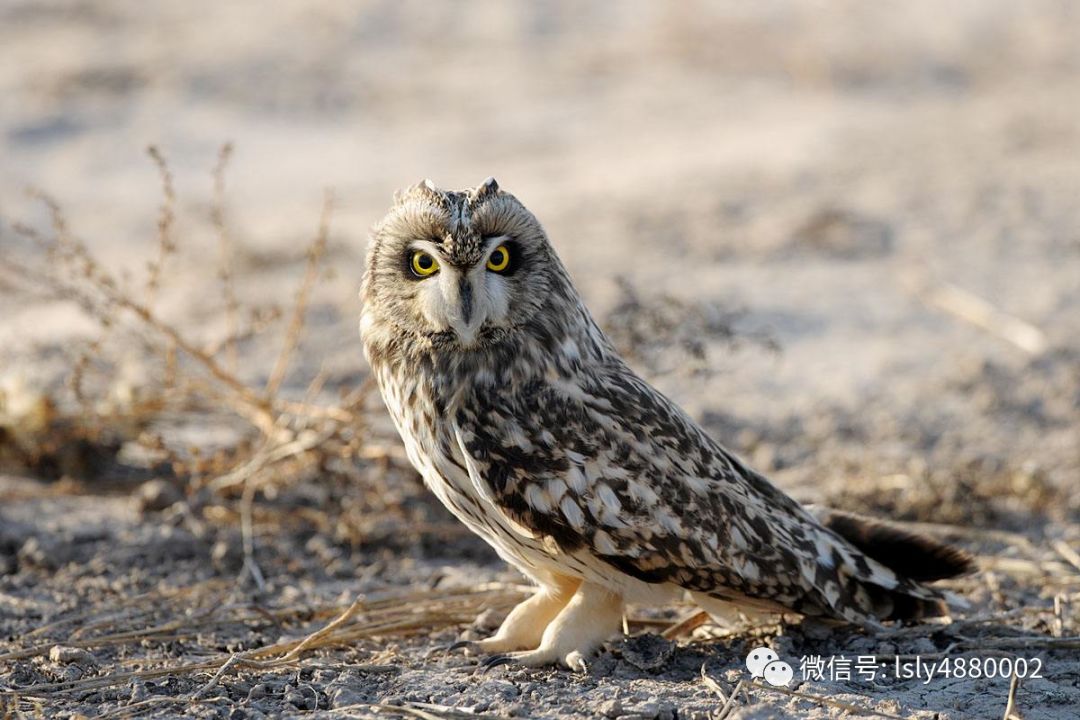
[453,360,928,622]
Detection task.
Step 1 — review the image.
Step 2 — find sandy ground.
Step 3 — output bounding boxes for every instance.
[2,2,1080,718]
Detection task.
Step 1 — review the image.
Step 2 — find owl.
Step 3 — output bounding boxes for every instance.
[359,178,973,670]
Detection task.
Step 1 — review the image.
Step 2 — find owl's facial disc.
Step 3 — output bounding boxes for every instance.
[410,237,513,347]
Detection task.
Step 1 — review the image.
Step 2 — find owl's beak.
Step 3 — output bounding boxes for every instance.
[458,276,473,326]
[444,270,484,346]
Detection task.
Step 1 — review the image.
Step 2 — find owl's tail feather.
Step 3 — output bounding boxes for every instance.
[814,508,976,583]
[799,507,975,623]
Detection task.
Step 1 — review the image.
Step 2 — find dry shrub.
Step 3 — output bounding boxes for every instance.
[0,144,438,580]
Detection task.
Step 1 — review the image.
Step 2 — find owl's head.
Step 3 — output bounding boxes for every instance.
[361,178,571,352]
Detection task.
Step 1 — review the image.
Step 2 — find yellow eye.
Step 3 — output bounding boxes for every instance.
[411,251,439,277]
[486,244,510,272]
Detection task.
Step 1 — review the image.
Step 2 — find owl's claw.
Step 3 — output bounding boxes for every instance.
[478,654,517,673]
[474,648,590,672]
[565,651,588,673]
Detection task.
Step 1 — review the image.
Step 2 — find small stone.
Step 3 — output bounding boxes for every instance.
[19,537,72,570]
[211,538,242,570]
[48,645,97,666]
[599,698,624,718]
[619,634,675,673]
[247,683,268,700]
[129,681,149,703]
[134,479,182,513]
[634,700,660,719]
[285,689,314,710]
[487,679,519,696]
[312,668,338,685]
[328,681,368,709]
[60,664,84,682]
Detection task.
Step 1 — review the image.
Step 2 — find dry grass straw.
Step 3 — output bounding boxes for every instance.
[327,701,515,719]
[903,266,1048,356]
[700,666,911,720]
[0,582,527,707]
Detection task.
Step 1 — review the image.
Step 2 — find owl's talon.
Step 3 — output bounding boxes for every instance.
[479,654,516,673]
[565,651,589,673]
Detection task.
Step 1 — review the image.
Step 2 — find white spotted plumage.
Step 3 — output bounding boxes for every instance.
[360,178,974,669]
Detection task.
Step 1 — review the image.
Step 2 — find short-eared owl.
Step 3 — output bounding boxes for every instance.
[360,178,972,669]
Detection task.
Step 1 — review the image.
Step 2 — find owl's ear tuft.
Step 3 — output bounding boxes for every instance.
[472,177,500,201]
[395,179,445,205]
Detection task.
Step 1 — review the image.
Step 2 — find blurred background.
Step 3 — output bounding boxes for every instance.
[4,0,1078,494]
[1,2,1079,716]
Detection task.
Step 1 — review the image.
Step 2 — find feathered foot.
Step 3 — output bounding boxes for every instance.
[470,576,580,653]
[480,581,624,671]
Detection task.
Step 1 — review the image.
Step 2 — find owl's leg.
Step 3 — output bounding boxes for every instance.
[690,592,775,627]
[485,582,624,670]
[473,576,580,653]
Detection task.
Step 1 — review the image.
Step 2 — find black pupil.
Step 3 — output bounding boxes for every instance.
[492,249,505,266]
[417,254,432,270]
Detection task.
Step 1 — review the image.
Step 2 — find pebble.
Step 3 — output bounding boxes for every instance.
[48,645,97,666]
[285,688,315,710]
[60,665,84,683]
[312,668,339,685]
[479,679,519,700]
[133,479,182,513]
[129,681,149,703]
[619,635,675,673]
[599,697,624,718]
[329,685,367,709]
[634,700,661,719]
[19,537,73,570]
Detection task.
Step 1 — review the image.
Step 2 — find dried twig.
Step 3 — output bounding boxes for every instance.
[1051,540,1080,575]
[265,190,333,397]
[189,652,243,701]
[211,142,240,373]
[239,481,267,591]
[144,145,177,307]
[748,680,909,719]
[329,702,513,719]
[1002,671,1022,720]
[699,663,729,701]
[906,271,1047,355]
[1052,594,1068,637]
[716,679,745,720]
[663,610,711,639]
[277,595,365,663]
